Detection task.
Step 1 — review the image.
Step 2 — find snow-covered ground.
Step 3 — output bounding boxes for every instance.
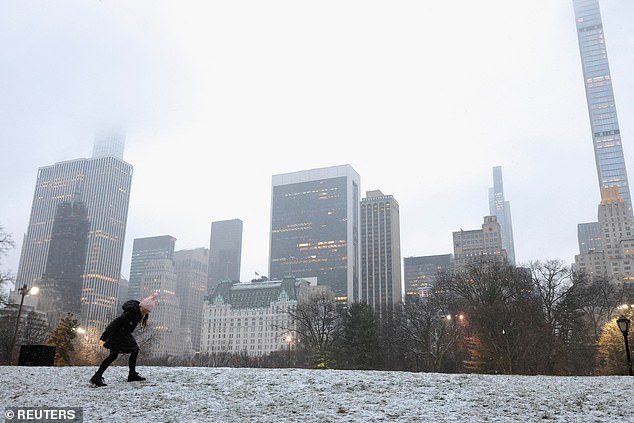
[1,366,633,422]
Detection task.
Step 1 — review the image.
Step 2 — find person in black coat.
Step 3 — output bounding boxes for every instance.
[90,292,157,387]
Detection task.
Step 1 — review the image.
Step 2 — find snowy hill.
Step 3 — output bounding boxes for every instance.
[1,366,633,422]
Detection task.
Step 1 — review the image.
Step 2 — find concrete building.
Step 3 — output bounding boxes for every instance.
[16,132,132,337]
[360,190,402,318]
[200,277,312,357]
[175,247,209,353]
[403,254,453,299]
[575,187,634,281]
[140,258,185,358]
[208,219,243,291]
[489,166,516,265]
[269,165,360,302]
[128,236,176,300]
[0,304,49,359]
[453,216,507,268]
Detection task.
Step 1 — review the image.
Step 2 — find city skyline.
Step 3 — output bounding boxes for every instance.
[2,1,634,284]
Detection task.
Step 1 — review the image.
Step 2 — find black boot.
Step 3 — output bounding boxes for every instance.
[90,374,107,387]
[128,372,146,382]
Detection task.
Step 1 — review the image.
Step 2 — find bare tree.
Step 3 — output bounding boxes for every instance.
[287,288,340,368]
[574,273,627,340]
[529,260,573,328]
[436,259,549,374]
[0,225,15,307]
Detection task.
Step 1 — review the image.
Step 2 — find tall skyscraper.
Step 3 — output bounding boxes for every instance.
[360,190,402,318]
[127,235,176,300]
[207,219,243,291]
[488,166,515,265]
[37,194,90,327]
[139,258,184,358]
[573,0,632,211]
[403,254,453,299]
[175,247,209,353]
[269,164,360,302]
[16,134,132,335]
[128,235,185,357]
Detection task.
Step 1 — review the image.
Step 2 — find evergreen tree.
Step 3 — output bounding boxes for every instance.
[47,312,78,366]
[335,302,382,370]
[596,310,634,375]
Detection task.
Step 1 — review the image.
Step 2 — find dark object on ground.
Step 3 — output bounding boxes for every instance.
[18,345,56,366]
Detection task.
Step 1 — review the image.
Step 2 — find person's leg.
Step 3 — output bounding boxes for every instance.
[91,351,118,386]
[127,350,146,382]
[96,351,119,376]
[128,350,138,374]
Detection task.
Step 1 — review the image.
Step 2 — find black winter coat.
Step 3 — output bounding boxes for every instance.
[100,300,143,353]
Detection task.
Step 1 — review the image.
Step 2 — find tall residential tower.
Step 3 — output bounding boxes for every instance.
[573,0,632,210]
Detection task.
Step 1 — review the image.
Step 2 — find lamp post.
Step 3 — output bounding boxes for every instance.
[616,315,633,376]
[285,335,292,367]
[9,284,39,364]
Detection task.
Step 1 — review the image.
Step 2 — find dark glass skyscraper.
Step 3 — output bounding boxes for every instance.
[403,254,453,298]
[577,221,602,254]
[38,194,90,326]
[207,219,243,291]
[269,165,360,301]
[573,0,631,211]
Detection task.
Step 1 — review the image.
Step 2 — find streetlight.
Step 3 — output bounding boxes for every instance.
[9,284,39,364]
[616,315,633,376]
[284,335,293,367]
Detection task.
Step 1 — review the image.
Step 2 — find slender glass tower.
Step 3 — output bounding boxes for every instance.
[573,0,631,211]
[488,166,515,265]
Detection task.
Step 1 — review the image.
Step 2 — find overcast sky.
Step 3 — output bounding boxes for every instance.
[1,1,633,282]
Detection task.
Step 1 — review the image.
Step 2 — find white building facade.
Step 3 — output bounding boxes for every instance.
[200,277,311,357]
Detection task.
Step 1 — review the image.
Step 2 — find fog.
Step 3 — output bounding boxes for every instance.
[1,1,633,281]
